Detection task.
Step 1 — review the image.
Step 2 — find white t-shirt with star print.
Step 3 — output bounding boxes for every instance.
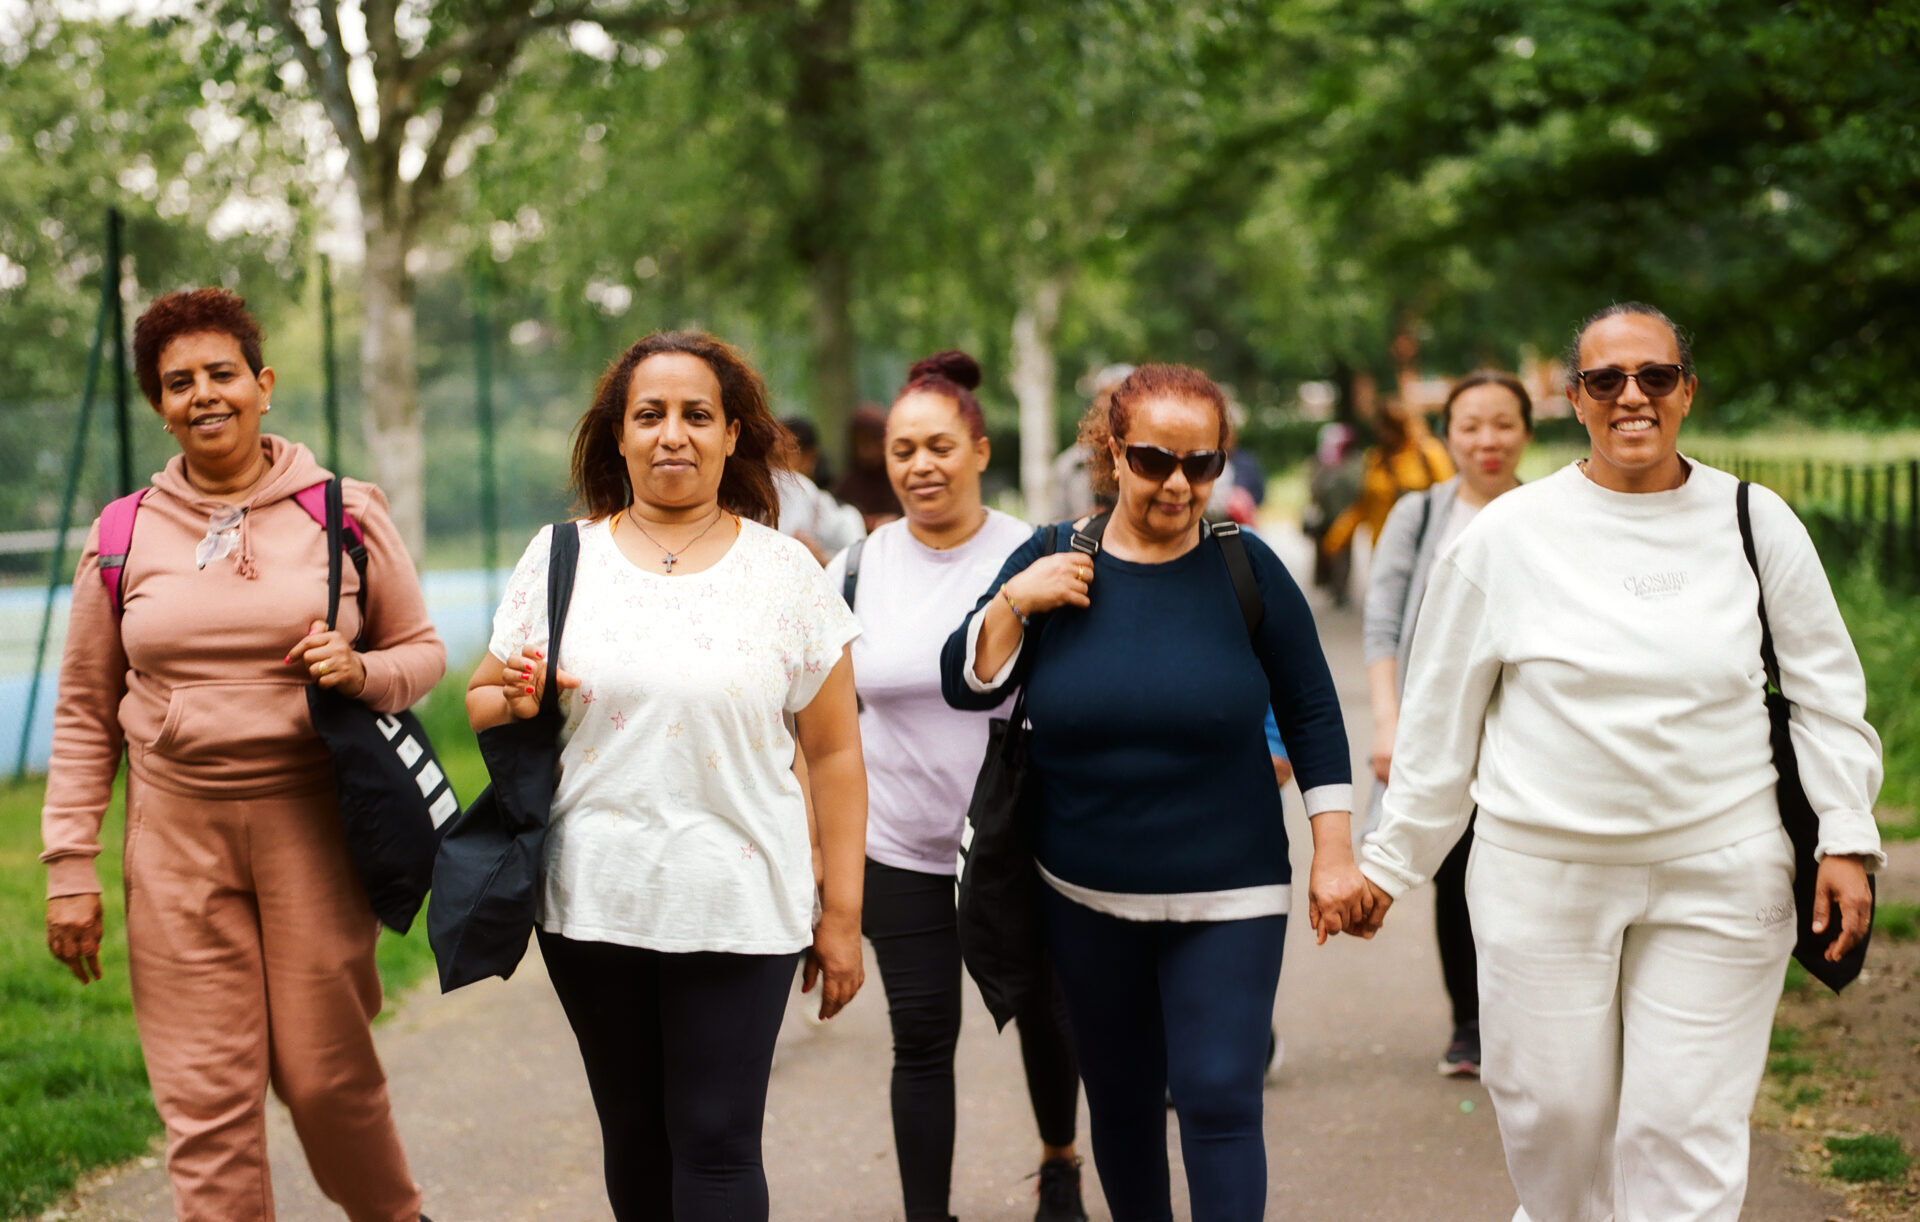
[489,517,861,954]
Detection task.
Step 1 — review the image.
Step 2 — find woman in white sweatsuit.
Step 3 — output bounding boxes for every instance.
[1345,303,1882,1222]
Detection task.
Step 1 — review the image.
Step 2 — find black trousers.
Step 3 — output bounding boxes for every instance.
[538,929,799,1222]
[863,858,1080,1222]
[1434,816,1479,1027]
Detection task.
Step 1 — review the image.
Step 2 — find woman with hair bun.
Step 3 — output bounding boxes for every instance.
[825,350,1088,1222]
[469,331,867,1221]
[941,363,1364,1221]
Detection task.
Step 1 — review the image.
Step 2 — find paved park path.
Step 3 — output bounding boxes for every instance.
[64,530,1844,1222]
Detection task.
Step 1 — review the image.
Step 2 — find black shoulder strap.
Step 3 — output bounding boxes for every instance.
[841,535,865,608]
[1736,481,1783,691]
[1415,486,1436,548]
[541,521,584,713]
[1208,521,1264,636]
[321,478,372,646]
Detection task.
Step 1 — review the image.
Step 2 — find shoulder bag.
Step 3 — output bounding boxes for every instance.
[428,522,582,991]
[1736,481,1873,992]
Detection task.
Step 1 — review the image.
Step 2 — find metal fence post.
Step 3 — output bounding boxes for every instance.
[472,262,500,611]
[108,207,132,496]
[15,253,114,780]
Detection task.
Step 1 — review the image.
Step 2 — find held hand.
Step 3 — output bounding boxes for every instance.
[1307,852,1376,945]
[1352,880,1395,938]
[498,648,582,720]
[47,893,105,983]
[1004,553,1096,617]
[1811,854,1874,961]
[802,910,864,1020]
[286,619,367,698]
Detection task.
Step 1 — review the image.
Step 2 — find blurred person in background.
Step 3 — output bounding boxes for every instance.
[775,414,865,564]
[471,331,866,1221]
[1048,364,1133,521]
[1319,396,1454,578]
[1344,304,1881,1222]
[42,287,443,1222]
[834,403,904,530]
[942,364,1364,1222]
[826,348,1088,1222]
[1303,422,1362,605]
[1361,369,1533,1080]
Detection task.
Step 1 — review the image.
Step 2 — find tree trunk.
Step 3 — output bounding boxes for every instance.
[359,206,426,563]
[1010,275,1065,517]
[808,250,856,469]
[792,0,863,464]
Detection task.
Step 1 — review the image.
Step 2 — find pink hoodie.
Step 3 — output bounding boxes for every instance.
[41,435,446,898]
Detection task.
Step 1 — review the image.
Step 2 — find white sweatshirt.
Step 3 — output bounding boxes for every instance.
[1360,460,1883,897]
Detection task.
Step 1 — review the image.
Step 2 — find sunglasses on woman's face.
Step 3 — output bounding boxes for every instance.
[1122,442,1228,484]
[1575,363,1686,402]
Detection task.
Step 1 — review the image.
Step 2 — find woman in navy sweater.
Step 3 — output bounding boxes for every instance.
[940,364,1367,1222]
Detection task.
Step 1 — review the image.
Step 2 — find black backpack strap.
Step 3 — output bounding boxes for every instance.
[841,535,865,608]
[1736,481,1783,690]
[1208,521,1264,637]
[541,521,584,713]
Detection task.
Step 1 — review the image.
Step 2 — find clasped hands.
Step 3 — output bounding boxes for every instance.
[1307,850,1394,944]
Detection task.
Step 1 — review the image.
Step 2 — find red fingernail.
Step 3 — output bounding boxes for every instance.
[525,686,534,694]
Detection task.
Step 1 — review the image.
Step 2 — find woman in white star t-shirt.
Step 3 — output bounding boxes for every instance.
[467,332,865,1222]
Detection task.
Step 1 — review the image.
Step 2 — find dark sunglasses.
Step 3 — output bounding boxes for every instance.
[1122,442,1228,484]
[1575,363,1686,402]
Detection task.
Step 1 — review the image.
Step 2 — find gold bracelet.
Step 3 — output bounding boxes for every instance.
[1000,586,1029,627]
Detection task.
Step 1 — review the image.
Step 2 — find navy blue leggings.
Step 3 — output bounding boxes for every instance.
[1041,888,1286,1222]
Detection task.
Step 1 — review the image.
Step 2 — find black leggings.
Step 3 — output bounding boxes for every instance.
[538,929,799,1222]
[863,859,1080,1222]
[1434,816,1478,1027]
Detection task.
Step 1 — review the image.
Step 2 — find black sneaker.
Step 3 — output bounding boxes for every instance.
[1035,1155,1089,1222]
[1438,1021,1480,1078]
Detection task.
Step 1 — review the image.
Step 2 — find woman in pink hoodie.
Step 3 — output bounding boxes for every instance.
[40,288,443,1222]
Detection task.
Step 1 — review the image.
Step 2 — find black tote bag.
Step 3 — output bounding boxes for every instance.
[428,521,581,992]
[305,478,457,934]
[1737,482,1873,992]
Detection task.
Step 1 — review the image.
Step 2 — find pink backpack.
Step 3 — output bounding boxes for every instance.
[95,482,364,620]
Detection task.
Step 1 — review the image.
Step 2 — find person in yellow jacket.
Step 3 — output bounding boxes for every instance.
[1321,399,1455,559]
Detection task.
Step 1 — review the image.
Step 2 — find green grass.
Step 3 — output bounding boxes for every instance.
[1825,1132,1912,1183]
[0,778,158,1219]
[1,671,486,1218]
[1874,901,1920,943]
[1781,1084,1825,1109]
[1769,1024,1804,1054]
[1768,1052,1816,1082]
[1831,568,1920,839]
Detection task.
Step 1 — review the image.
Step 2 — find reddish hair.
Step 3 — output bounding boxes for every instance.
[893,349,988,441]
[570,331,789,525]
[1075,363,1234,501]
[132,288,265,406]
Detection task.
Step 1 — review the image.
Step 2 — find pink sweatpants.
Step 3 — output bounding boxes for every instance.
[123,776,421,1222]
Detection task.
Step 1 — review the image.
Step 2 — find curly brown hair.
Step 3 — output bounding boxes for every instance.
[570,331,789,525]
[132,288,265,406]
[1075,363,1234,502]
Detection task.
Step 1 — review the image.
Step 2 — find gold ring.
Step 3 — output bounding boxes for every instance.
[316,660,331,675]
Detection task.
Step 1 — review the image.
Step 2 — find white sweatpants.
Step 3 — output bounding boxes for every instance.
[1467,828,1797,1222]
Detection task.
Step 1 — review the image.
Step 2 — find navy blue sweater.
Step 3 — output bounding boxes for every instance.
[940,525,1350,895]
